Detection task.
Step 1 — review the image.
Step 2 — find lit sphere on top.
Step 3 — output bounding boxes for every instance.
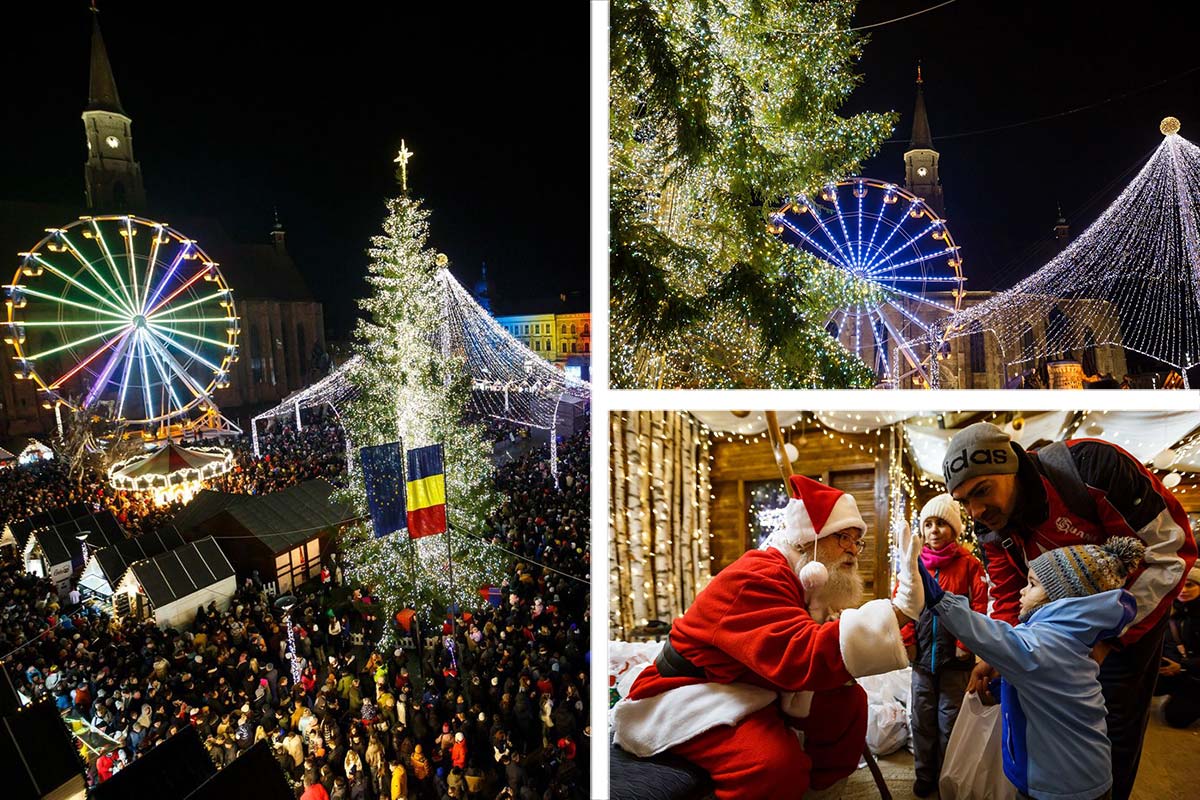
[436,253,449,267]
[1161,116,1181,136]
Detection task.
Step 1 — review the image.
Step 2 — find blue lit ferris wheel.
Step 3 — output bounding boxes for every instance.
[769,178,965,387]
[5,215,239,429]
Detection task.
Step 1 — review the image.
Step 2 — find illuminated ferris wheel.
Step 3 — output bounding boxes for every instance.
[769,179,965,387]
[5,215,239,428]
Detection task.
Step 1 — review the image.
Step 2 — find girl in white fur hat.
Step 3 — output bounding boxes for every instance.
[900,493,988,798]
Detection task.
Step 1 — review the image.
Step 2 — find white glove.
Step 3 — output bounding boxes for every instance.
[892,523,924,622]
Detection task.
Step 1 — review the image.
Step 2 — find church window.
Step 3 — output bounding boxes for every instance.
[250,324,265,384]
[969,321,986,373]
[296,325,307,376]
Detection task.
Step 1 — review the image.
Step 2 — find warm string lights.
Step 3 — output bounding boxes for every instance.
[4,215,238,427]
[107,442,234,507]
[943,123,1200,385]
[609,0,895,389]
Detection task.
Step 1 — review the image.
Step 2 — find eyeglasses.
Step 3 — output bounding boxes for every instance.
[830,531,867,554]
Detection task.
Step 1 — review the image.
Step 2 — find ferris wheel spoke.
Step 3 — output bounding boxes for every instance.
[90,220,138,314]
[139,225,165,311]
[23,321,131,363]
[869,222,939,272]
[867,246,960,277]
[16,286,131,322]
[116,336,137,420]
[141,241,193,315]
[147,322,233,349]
[797,198,855,269]
[30,255,131,318]
[44,326,133,391]
[881,274,963,283]
[865,200,919,272]
[863,192,889,268]
[146,285,226,320]
[136,332,155,422]
[122,217,140,312]
[57,233,137,316]
[142,332,209,402]
[142,334,187,417]
[82,331,134,409]
[147,326,223,372]
[778,216,852,271]
[829,188,857,268]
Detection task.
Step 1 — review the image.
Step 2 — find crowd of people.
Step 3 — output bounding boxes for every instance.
[0,415,591,799]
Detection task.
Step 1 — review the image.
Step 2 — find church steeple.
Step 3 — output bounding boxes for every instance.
[82,3,146,211]
[903,63,944,217]
[87,4,124,115]
[909,64,933,149]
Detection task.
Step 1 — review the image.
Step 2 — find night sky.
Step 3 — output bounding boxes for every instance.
[846,0,1200,291]
[0,2,589,340]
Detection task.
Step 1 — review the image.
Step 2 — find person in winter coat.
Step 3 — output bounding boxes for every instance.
[1158,564,1200,727]
[898,494,988,798]
[390,757,408,800]
[451,731,468,769]
[923,536,1144,800]
[944,423,1197,800]
[301,774,330,800]
[410,744,431,782]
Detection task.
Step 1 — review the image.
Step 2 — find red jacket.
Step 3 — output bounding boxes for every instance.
[984,440,1197,645]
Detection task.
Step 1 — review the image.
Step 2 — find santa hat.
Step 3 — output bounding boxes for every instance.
[777,475,866,593]
[782,475,865,545]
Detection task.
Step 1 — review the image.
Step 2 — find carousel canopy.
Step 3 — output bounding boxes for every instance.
[108,443,233,491]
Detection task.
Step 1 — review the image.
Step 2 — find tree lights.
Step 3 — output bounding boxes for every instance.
[609,0,895,388]
[4,215,238,427]
[335,193,507,624]
[943,120,1200,384]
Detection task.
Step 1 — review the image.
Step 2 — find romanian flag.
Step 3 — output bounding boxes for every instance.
[406,444,447,538]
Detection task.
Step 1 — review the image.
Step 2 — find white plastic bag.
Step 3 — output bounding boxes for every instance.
[865,699,909,755]
[938,692,1016,800]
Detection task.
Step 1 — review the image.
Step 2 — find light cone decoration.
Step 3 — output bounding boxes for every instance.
[943,118,1200,380]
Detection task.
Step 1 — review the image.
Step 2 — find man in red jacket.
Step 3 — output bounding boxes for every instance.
[944,422,1197,800]
[612,475,925,800]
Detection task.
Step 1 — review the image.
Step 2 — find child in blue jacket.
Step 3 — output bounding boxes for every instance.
[920,536,1143,800]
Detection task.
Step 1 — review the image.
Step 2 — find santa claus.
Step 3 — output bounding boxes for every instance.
[612,474,924,799]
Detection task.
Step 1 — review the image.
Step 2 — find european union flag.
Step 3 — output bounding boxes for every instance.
[360,442,407,539]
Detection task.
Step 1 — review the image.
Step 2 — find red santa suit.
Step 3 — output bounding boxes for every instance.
[612,476,910,800]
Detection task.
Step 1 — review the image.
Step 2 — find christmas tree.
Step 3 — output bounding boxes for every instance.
[337,151,507,628]
[610,0,895,388]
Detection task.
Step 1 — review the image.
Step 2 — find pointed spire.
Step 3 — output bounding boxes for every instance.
[87,3,125,115]
[273,205,284,231]
[910,62,933,150]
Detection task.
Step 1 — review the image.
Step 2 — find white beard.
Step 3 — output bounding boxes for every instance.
[811,559,864,613]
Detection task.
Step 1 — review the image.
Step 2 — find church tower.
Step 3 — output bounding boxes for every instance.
[82,6,145,211]
[903,65,943,217]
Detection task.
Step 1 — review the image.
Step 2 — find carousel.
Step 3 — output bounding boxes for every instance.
[107,441,234,506]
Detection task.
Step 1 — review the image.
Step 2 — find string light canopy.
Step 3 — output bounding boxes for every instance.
[108,441,233,506]
[251,269,590,472]
[941,119,1200,386]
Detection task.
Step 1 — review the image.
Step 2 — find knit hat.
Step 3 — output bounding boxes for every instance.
[942,423,1019,493]
[1029,537,1145,603]
[771,474,866,594]
[918,494,963,539]
[1187,564,1200,585]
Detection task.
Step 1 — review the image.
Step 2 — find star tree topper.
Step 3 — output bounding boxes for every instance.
[394,140,414,192]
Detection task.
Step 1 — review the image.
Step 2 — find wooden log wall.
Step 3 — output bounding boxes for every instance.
[709,426,892,599]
